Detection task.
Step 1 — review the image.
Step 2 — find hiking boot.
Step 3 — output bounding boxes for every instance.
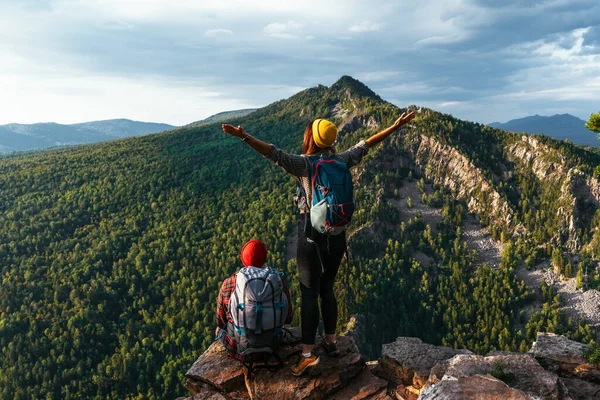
[321,339,340,357]
[291,353,320,376]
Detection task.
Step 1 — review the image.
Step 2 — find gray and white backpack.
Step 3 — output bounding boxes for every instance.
[227,266,288,371]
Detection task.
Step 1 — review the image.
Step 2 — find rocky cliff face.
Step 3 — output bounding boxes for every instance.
[360,120,600,254]
[361,130,523,242]
[178,327,599,400]
[507,135,600,251]
[409,134,518,231]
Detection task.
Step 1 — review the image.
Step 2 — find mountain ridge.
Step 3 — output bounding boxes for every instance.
[185,109,257,127]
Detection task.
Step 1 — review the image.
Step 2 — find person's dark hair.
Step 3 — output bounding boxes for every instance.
[302,120,335,155]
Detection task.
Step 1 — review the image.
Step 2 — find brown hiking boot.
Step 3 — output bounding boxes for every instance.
[321,339,340,357]
[291,353,320,376]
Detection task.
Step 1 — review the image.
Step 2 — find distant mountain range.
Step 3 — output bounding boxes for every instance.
[489,114,599,147]
[186,109,257,127]
[0,119,176,153]
[3,110,596,154]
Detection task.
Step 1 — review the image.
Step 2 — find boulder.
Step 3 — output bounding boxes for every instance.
[560,377,600,399]
[530,333,600,383]
[375,337,472,389]
[418,374,531,400]
[439,354,559,400]
[327,368,390,399]
[186,340,245,393]
[530,333,590,370]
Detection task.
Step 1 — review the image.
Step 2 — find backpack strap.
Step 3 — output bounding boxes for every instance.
[242,352,283,378]
[214,328,225,342]
[306,235,325,274]
[255,302,263,335]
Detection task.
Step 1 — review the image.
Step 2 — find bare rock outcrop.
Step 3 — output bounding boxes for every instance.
[327,368,390,399]
[560,377,600,400]
[373,337,472,392]
[419,374,531,400]
[245,336,364,399]
[338,115,380,134]
[530,332,591,370]
[530,332,600,384]
[375,133,521,237]
[440,353,560,399]
[412,135,518,230]
[506,135,600,250]
[184,327,367,400]
[179,331,600,400]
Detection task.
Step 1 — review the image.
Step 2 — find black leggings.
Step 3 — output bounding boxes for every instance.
[296,217,346,345]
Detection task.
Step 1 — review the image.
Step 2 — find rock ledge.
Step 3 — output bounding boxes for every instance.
[179,331,600,400]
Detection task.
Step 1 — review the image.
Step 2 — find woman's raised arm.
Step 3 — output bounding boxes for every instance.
[222,124,272,155]
[222,123,309,176]
[365,111,415,147]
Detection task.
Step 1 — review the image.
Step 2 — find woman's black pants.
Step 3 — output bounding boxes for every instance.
[296,217,346,345]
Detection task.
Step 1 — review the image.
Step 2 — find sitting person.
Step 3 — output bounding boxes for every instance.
[215,239,293,365]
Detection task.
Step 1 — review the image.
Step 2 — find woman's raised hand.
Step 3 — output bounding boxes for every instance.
[392,111,416,129]
[222,124,246,138]
[365,110,417,147]
[220,124,272,155]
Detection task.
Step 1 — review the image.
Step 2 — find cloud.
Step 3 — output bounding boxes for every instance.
[96,20,135,30]
[349,21,383,32]
[531,27,594,60]
[414,34,467,47]
[355,71,401,81]
[0,73,235,125]
[48,0,350,22]
[205,28,233,37]
[1,0,599,126]
[438,101,464,108]
[423,25,600,123]
[264,21,303,39]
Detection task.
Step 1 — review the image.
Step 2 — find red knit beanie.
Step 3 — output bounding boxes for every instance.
[240,239,267,267]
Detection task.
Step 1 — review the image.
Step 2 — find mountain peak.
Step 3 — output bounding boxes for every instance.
[332,75,362,87]
[330,75,382,102]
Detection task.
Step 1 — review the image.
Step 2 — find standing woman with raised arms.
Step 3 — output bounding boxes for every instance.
[222,110,415,376]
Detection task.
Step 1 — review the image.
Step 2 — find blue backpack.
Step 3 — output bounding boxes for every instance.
[308,154,355,235]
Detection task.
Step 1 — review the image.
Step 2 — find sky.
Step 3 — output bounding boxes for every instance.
[0,0,599,126]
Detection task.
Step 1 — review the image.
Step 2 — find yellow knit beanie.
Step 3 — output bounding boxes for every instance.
[312,119,338,148]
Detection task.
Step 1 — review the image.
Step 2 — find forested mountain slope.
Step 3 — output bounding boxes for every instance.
[0,76,599,400]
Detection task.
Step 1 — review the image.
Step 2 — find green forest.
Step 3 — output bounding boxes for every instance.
[0,76,599,399]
